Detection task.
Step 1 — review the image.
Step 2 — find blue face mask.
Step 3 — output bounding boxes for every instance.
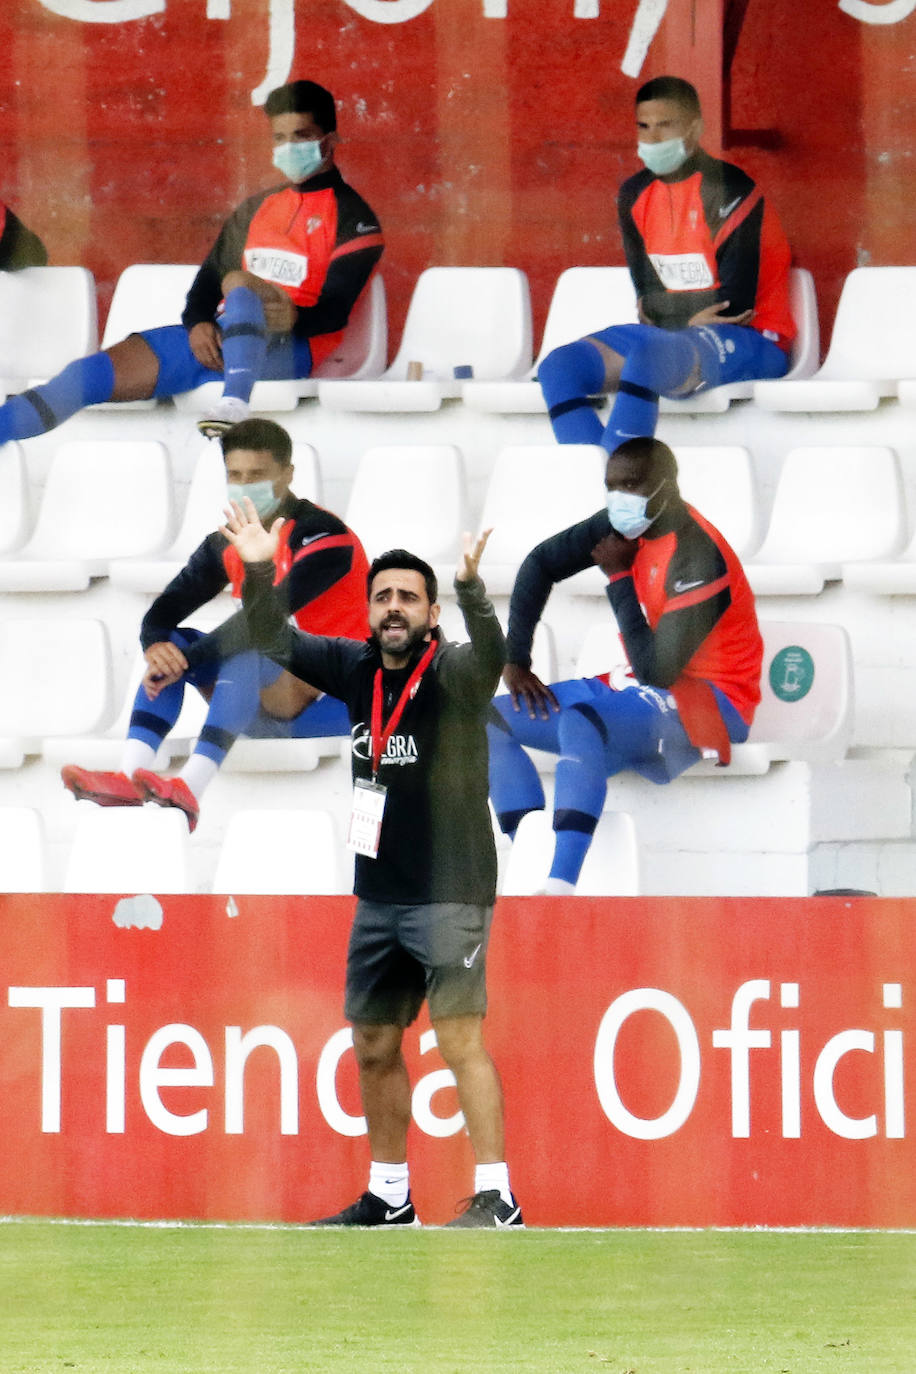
[272,138,324,183]
[638,136,690,177]
[227,479,280,523]
[606,480,667,541]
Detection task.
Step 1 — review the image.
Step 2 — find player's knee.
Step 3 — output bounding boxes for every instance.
[352,1023,403,1073]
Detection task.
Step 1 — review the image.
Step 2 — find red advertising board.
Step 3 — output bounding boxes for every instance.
[1,893,913,1228]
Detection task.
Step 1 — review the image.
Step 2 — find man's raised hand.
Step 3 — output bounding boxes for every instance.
[220,496,284,563]
[457,528,493,584]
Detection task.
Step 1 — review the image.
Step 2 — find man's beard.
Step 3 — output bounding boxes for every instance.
[373,615,430,659]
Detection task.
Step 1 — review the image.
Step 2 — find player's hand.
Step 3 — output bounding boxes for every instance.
[261,287,297,334]
[188,321,223,371]
[688,300,753,328]
[143,641,189,680]
[220,496,284,563]
[503,662,559,720]
[591,528,639,575]
[456,528,492,583]
[140,663,184,701]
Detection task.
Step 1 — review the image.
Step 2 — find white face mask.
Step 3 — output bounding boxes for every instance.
[272,138,324,183]
[637,136,690,177]
[227,479,280,523]
[606,479,667,541]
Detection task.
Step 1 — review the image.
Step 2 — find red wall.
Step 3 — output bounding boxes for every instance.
[2,0,914,350]
[2,893,914,1228]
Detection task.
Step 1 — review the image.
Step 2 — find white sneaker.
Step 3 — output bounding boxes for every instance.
[196,395,250,439]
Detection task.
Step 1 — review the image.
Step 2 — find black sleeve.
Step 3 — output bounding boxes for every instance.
[0,208,48,270]
[180,199,256,330]
[240,561,363,698]
[437,576,506,703]
[290,244,383,341]
[506,510,610,666]
[714,197,764,318]
[139,536,229,649]
[617,174,656,302]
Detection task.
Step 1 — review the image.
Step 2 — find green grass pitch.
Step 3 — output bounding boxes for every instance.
[1,1221,913,1372]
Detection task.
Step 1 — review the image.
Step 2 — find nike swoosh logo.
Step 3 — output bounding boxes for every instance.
[495,1207,521,1228]
[673,578,705,594]
[719,195,742,219]
[464,943,482,969]
[357,221,379,233]
[384,1203,412,1221]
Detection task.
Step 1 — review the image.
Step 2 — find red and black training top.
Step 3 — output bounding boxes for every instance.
[618,148,795,348]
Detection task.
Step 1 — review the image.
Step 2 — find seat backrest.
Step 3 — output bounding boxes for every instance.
[536,267,638,364]
[820,267,916,379]
[101,264,199,345]
[313,273,388,380]
[0,807,47,892]
[345,445,466,563]
[749,621,854,762]
[756,446,906,564]
[674,445,761,558]
[481,445,606,569]
[26,440,174,560]
[389,267,532,381]
[0,441,30,554]
[0,617,112,736]
[500,809,639,896]
[784,267,820,379]
[63,807,191,894]
[212,809,347,894]
[0,266,98,380]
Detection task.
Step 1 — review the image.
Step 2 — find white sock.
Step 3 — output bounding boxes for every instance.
[368,1161,409,1208]
[121,740,157,777]
[179,754,220,800]
[541,877,577,896]
[474,1162,513,1207]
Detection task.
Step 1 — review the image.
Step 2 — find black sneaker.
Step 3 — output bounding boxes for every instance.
[445,1189,524,1229]
[309,1190,420,1228]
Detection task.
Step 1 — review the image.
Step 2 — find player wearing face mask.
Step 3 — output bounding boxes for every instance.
[538,74,794,454]
[487,438,762,893]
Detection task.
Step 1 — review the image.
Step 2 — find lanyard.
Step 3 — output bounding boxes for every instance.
[369,637,437,780]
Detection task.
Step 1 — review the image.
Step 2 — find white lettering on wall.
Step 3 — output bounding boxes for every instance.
[36,0,164,20]
[7,985,96,1133]
[593,988,701,1140]
[224,1025,299,1135]
[838,0,916,23]
[410,1029,464,1138]
[139,1024,214,1137]
[711,979,772,1138]
[621,0,670,77]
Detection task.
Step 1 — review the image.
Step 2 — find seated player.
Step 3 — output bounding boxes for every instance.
[487,437,762,893]
[0,202,48,269]
[61,418,369,831]
[0,80,382,444]
[538,75,793,452]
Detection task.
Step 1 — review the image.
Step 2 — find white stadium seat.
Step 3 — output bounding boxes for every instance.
[318,267,532,411]
[746,446,906,595]
[96,263,198,410]
[109,441,321,593]
[463,265,817,415]
[0,441,31,554]
[754,266,916,411]
[212,809,348,894]
[0,440,174,591]
[0,266,98,398]
[479,444,607,594]
[62,806,191,894]
[0,618,112,767]
[344,444,467,566]
[673,445,761,559]
[499,809,639,896]
[0,807,48,892]
[298,272,388,393]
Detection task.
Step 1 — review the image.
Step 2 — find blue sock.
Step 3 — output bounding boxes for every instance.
[550,704,608,884]
[128,678,185,753]
[219,287,268,403]
[537,339,606,445]
[602,329,698,450]
[0,352,115,443]
[194,651,262,764]
[486,717,546,838]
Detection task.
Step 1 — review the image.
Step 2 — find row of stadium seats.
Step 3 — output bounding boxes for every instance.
[3,261,916,415]
[3,437,916,597]
[0,615,853,773]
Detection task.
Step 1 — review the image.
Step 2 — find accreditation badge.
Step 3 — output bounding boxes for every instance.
[346,778,387,858]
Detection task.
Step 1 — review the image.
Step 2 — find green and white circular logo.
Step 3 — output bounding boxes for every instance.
[769,645,815,702]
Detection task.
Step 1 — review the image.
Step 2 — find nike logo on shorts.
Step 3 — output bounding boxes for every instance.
[464,943,482,969]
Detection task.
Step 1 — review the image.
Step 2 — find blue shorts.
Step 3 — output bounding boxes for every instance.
[591,321,789,396]
[139,324,313,399]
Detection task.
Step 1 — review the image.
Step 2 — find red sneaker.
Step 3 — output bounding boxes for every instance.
[61,765,143,807]
[132,770,200,834]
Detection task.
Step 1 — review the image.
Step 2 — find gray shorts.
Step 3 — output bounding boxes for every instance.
[344,899,494,1028]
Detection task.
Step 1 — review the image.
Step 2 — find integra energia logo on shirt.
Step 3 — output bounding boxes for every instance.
[351,726,419,767]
